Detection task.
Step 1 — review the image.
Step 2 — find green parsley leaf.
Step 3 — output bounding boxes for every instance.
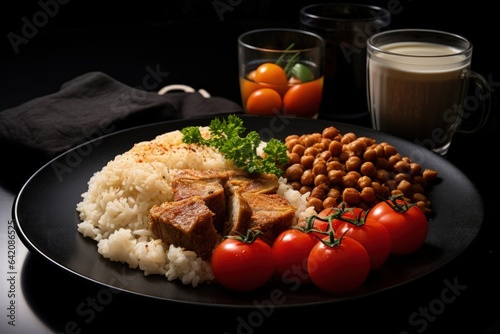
[180,115,289,177]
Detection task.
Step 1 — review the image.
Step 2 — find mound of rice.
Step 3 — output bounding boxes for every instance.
[76,127,313,287]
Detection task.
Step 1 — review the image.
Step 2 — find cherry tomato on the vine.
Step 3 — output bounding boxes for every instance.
[367,197,428,255]
[272,228,321,285]
[335,217,392,270]
[211,231,275,292]
[308,235,370,293]
[313,206,365,233]
[311,207,339,233]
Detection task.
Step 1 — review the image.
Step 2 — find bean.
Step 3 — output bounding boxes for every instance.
[388,154,401,166]
[314,174,330,187]
[348,139,367,156]
[376,169,389,183]
[410,163,422,176]
[285,134,300,142]
[307,197,323,212]
[397,179,412,195]
[360,187,376,203]
[329,140,343,156]
[304,146,319,157]
[363,148,377,162]
[320,138,332,149]
[327,188,341,199]
[342,174,358,188]
[319,150,332,161]
[383,144,398,157]
[323,196,337,209]
[394,172,411,183]
[328,170,344,185]
[312,163,327,176]
[292,144,306,156]
[287,152,300,165]
[300,185,312,195]
[322,126,339,139]
[310,186,327,200]
[313,157,327,167]
[338,151,350,163]
[360,137,376,147]
[346,171,361,181]
[313,142,328,151]
[341,132,357,145]
[301,169,314,186]
[300,155,315,169]
[413,193,427,203]
[357,175,372,189]
[423,169,438,182]
[284,163,304,181]
[284,125,438,215]
[394,160,411,173]
[345,156,362,171]
[342,188,360,205]
[327,160,343,172]
[375,157,391,170]
[412,183,425,194]
[303,133,321,147]
[285,137,301,151]
[360,161,376,178]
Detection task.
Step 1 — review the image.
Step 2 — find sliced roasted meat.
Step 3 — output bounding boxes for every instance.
[225,171,279,196]
[227,192,296,246]
[148,196,218,259]
[224,192,253,236]
[172,169,229,232]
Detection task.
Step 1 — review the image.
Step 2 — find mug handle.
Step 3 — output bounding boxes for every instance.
[455,69,491,134]
[158,84,211,98]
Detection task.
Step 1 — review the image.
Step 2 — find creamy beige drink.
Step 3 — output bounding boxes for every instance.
[368,41,470,153]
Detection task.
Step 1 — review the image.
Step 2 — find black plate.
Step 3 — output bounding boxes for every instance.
[13,115,483,307]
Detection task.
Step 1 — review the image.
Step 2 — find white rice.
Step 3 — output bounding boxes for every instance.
[76,127,311,287]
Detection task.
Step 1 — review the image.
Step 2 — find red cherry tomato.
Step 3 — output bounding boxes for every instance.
[311,207,339,233]
[254,63,288,86]
[283,77,323,117]
[245,88,282,115]
[211,232,275,292]
[367,197,428,255]
[313,206,365,233]
[272,228,320,285]
[308,235,370,293]
[335,217,392,270]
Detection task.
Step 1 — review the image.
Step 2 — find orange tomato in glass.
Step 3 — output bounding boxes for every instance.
[283,77,323,117]
[246,88,282,115]
[254,63,288,86]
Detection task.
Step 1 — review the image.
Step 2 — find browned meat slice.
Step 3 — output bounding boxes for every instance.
[225,171,279,196]
[172,169,229,232]
[227,193,296,246]
[148,196,218,259]
[224,192,253,236]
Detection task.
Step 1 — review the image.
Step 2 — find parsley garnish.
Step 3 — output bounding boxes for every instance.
[181,115,289,176]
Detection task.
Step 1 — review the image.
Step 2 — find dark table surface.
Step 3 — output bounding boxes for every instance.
[1,1,499,333]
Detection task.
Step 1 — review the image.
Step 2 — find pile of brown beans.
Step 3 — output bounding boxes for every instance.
[283,126,438,215]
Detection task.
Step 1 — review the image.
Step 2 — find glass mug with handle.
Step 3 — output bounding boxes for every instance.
[367,29,491,155]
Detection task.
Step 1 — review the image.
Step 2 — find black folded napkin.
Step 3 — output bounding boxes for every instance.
[0,71,244,161]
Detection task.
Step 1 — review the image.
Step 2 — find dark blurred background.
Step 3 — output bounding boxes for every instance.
[1,0,499,113]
